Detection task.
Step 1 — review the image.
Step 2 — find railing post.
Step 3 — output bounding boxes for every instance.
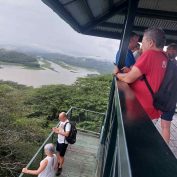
[51,132,54,143]
[118,0,139,69]
[67,107,72,120]
[86,110,88,121]
[41,146,44,160]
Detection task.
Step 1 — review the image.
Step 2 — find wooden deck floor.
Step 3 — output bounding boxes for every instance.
[58,131,99,177]
[155,114,177,158]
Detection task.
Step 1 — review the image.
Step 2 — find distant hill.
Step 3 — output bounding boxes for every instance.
[0,46,114,74]
[0,48,40,68]
[35,52,113,74]
[12,45,113,74]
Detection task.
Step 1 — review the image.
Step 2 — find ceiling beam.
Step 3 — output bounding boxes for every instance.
[81,0,128,32]
[136,8,177,22]
[62,0,77,6]
[84,29,121,40]
[63,0,95,19]
[118,0,139,69]
[83,0,95,19]
[42,0,82,32]
[85,29,177,45]
[100,22,177,36]
[109,0,114,9]
[166,39,177,45]
[121,8,177,21]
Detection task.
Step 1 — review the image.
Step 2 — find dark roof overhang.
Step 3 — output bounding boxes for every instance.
[41,0,177,45]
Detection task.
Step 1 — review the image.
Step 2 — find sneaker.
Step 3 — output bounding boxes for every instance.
[56,168,62,176]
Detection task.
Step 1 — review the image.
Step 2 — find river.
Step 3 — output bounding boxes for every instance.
[0,61,99,88]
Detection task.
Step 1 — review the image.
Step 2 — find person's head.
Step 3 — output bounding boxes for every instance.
[58,112,67,122]
[166,43,177,60]
[132,42,140,52]
[129,32,140,50]
[44,143,55,155]
[142,27,166,52]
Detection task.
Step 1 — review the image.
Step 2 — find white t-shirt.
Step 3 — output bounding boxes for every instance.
[58,120,71,144]
[133,50,141,61]
[38,154,57,177]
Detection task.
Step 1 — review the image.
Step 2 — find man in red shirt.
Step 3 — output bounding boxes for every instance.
[116,27,168,139]
[130,49,167,119]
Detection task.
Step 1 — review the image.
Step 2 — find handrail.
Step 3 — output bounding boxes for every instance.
[76,128,100,136]
[72,106,105,115]
[71,106,105,134]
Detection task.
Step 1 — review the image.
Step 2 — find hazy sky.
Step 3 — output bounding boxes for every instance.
[0,0,119,61]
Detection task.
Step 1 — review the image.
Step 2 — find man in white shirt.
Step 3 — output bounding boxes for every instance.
[52,112,71,176]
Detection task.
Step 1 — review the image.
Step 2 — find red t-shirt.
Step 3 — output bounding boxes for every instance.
[130,50,167,119]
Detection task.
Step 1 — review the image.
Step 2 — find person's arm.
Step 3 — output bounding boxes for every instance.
[113,63,120,75]
[52,127,59,134]
[120,66,131,73]
[62,122,71,137]
[54,155,58,171]
[116,66,142,83]
[58,128,70,137]
[52,126,70,137]
[22,159,48,175]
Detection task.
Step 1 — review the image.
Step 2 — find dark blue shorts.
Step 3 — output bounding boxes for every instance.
[161,107,176,121]
[56,142,68,157]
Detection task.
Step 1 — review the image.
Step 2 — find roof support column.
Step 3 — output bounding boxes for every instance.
[118,0,139,69]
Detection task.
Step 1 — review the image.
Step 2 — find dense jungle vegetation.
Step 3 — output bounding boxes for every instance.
[0,74,112,177]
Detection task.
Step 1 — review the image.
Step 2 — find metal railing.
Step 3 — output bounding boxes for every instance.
[19,107,105,177]
[71,107,105,134]
[97,77,132,177]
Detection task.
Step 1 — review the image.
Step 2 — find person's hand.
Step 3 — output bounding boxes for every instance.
[52,127,62,134]
[113,65,119,75]
[116,73,126,81]
[121,67,131,73]
[52,127,57,133]
[22,168,28,173]
[116,73,120,80]
[58,127,63,132]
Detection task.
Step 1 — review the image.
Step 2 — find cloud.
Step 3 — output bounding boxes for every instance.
[0,0,119,61]
[0,0,43,7]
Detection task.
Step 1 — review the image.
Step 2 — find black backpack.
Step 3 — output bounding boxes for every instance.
[64,122,77,144]
[144,60,177,112]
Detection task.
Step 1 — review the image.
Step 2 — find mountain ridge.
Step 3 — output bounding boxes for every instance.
[0,46,113,74]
